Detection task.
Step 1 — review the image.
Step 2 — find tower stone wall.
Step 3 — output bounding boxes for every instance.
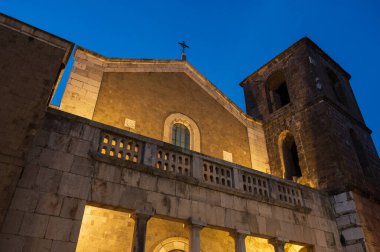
[241,37,380,252]
[241,38,380,193]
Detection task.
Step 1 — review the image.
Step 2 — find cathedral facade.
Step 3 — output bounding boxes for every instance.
[0,13,379,252]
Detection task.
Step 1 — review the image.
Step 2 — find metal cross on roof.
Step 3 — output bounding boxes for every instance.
[178,41,189,53]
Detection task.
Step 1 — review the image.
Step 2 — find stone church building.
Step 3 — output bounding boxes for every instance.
[0,13,379,252]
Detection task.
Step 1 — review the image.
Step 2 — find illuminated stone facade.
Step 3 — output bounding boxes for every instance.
[1,13,379,252]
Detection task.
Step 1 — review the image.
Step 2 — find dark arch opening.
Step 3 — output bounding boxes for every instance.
[349,129,370,176]
[266,71,290,112]
[327,68,347,106]
[280,133,302,180]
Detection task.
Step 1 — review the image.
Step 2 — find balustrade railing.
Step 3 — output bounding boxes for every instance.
[202,160,233,188]
[99,132,142,163]
[155,148,191,176]
[98,131,305,207]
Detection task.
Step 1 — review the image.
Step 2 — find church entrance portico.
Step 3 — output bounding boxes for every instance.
[75,205,312,252]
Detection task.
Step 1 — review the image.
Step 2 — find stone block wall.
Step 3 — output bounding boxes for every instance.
[329,191,380,252]
[351,192,380,252]
[0,108,343,251]
[0,14,73,227]
[240,37,380,193]
[60,50,104,119]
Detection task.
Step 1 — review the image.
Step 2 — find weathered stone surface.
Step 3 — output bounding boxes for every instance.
[60,197,85,220]
[19,213,49,238]
[341,227,364,241]
[0,234,25,252]
[39,148,74,172]
[334,200,356,215]
[58,173,90,199]
[23,237,52,252]
[1,210,24,234]
[18,164,39,189]
[0,13,73,228]
[95,162,121,183]
[138,173,158,191]
[36,193,63,216]
[70,156,94,177]
[35,167,62,193]
[345,243,366,252]
[67,138,91,158]
[91,180,124,206]
[51,240,76,252]
[10,188,38,212]
[46,217,74,241]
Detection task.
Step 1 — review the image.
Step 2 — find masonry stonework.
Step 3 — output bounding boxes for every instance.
[0,109,342,251]
[1,13,379,252]
[241,38,380,252]
[0,14,73,229]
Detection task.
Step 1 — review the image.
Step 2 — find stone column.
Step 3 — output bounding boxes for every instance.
[230,230,248,252]
[188,218,206,252]
[269,238,286,252]
[132,212,152,252]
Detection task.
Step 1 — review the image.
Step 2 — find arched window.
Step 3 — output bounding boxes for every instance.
[172,123,190,149]
[349,129,370,176]
[266,71,290,112]
[327,68,347,106]
[163,113,201,152]
[278,132,302,180]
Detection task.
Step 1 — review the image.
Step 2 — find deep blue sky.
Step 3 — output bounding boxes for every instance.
[2,1,380,152]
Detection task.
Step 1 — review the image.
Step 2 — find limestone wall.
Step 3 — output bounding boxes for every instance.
[0,109,342,251]
[59,48,270,171]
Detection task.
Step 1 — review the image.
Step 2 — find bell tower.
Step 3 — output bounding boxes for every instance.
[240,37,380,194]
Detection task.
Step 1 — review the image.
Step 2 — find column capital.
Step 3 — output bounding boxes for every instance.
[230,229,250,237]
[268,237,287,246]
[268,237,288,252]
[131,206,155,220]
[188,217,207,229]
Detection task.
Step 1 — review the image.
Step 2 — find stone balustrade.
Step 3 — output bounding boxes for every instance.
[98,131,305,208]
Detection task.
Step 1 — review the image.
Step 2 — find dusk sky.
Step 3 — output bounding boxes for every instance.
[1,0,380,151]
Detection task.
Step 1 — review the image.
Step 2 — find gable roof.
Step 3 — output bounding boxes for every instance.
[74,46,261,127]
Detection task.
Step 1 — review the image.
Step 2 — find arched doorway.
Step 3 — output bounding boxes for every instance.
[153,237,189,252]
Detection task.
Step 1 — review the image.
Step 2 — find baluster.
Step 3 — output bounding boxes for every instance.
[233,169,241,190]
[268,179,277,201]
[142,142,157,167]
[191,154,202,180]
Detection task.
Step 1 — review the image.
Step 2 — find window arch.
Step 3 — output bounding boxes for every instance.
[163,113,201,152]
[266,71,290,113]
[278,131,302,180]
[349,129,370,176]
